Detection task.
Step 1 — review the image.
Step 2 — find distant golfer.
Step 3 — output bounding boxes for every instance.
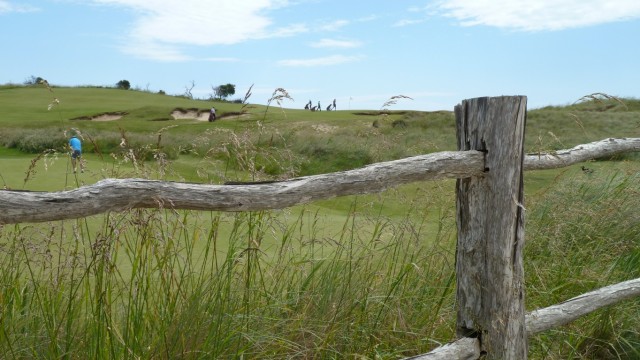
[69,135,84,173]
[208,107,217,122]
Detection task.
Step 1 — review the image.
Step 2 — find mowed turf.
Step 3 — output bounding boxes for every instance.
[2,85,640,358]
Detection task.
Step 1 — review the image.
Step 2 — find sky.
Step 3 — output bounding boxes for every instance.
[2,0,640,111]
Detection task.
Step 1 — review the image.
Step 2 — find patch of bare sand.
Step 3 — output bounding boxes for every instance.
[171,109,253,121]
[171,109,209,121]
[92,114,122,121]
[71,112,127,121]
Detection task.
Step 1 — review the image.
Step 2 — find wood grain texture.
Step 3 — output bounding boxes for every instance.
[406,337,480,360]
[0,151,484,224]
[526,277,640,334]
[524,137,640,170]
[408,277,640,359]
[3,137,639,225]
[454,96,528,359]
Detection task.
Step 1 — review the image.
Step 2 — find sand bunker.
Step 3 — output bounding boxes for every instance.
[92,113,123,121]
[171,108,210,121]
[71,112,127,121]
[170,108,252,121]
[70,109,252,122]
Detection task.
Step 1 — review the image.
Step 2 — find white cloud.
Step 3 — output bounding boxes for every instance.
[91,0,303,59]
[311,38,362,48]
[277,54,361,67]
[202,57,241,63]
[121,40,192,62]
[356,15,378,22]
[320,19,349,31]
[436,0,640,31]
[0,1,39,13]
[393,18,424,27]
[263,23,309,38]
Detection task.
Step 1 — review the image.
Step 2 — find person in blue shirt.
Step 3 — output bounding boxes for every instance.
[69,135,84,173]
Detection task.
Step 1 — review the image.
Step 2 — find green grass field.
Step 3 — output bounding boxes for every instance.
[1,84,640,358]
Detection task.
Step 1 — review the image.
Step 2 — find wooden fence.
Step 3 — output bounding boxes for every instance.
[2,96,640,359]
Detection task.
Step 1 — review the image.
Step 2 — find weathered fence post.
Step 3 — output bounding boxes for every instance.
[455,96,528,359]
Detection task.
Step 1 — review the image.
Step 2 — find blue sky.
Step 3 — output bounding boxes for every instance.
[2,0,639,111]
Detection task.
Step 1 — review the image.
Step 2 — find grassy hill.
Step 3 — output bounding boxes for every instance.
[1,85,640,358]
[2,84,639,183]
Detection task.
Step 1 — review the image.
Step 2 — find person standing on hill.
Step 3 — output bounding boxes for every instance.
[208,107,217,122]
[69,135,84,173]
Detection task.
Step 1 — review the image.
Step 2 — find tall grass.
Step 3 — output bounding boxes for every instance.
[3,86,640,358]
[1,131,462,358]
[4,160,639,358]
[0,186,459,358]
[525,164,640,359]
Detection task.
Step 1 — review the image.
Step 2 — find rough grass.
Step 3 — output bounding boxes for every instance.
[2,85,640,358]
[0,184,459,359]
[1,159,639,358]
[525,163,640,359]
[2,86,640,179]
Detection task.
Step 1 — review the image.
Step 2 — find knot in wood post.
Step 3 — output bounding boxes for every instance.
[455,96,528,359]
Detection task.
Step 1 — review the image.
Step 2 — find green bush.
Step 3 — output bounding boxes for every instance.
[6,129,67,153]
[116,79,131,90]
[296,138,373,175]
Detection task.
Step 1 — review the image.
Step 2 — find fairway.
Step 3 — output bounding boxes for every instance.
[2,85,640,358]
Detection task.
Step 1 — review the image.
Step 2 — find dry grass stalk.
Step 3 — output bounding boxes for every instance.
[264,87,294,119]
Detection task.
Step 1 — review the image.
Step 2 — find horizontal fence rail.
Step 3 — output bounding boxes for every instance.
[1,150,483,224]
[0,138,638,225]
[410,278,640,359]
[524,137,640,170]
